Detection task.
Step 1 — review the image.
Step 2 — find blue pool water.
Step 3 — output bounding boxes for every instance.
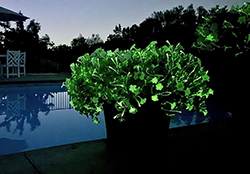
[0,82,231,156]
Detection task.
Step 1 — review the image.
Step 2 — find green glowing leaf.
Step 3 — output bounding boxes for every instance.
[151,77,158,84]
[139,72,145,80]
[130,44,136,51]
[238,16,246,24]
[151,95,159,101]
[133,65,141,71]
[176,82,184,91]
[202,73,210,82]
[100,50,106,57]
[176,63,181,69]
[171,102,176,110]
[197,89,203,97]
[186,104,194,111]
[140,98,147,105]
[129,85,140,95]
[156,83,163,91]
[205,34,214,41]
[202,110,208,116]
[114,48,119,53]
[92,97,98,103]
[129,85,136,92]
[208,89,214,95]
[96,107,102,112]
[129,107,137,114]
[205,88,214,98]
[70,100,74,106]
[134,72,139,80]
[185,88,191,96]
[197,58,201,66]
[93,118,100,124]
[84,104,90,109]
[107,50,113,56]
[190,99,194,104]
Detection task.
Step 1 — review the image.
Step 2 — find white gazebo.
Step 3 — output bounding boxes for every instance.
[0,5,29,42]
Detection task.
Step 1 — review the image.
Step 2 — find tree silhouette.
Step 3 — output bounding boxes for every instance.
[180,4,197,44]
[105,24,125,50]
[71,34,86,49]
[113,23,122,36]
[70,34,89,59]
[85,33,104,54]
[104,4,199,51]
[26,19,40,40]
[196,6,209,24]
[137,18,157,48]
[47,44,72,72]
[130,24,139,43]
[85,34,104,47]
[40,34,54,49]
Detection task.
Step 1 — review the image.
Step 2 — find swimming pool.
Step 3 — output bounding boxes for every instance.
[0,82,231,156]
[0,82,107,156]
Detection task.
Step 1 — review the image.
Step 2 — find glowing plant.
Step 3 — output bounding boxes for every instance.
[63,40,213,123]
[192,2,250,57]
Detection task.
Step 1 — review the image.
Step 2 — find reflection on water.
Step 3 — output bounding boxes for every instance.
[170,96,232,128]
[0,83,231,156]
[0,91,73,135]
[0,83,106,156]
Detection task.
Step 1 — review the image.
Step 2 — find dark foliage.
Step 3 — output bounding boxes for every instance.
[0,3,246,75]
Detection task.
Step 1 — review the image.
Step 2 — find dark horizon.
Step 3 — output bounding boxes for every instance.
[0,0,246,46]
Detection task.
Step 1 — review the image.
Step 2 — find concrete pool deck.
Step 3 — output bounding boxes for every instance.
[0,118,240,173]
[0,72,71,84]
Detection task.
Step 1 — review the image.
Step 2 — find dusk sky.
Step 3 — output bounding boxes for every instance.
[0,0,247,46]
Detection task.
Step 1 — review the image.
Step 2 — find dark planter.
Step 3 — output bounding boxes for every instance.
[103,97,171,157]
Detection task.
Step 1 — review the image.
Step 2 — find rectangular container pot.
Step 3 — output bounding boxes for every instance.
[103,97,171,155]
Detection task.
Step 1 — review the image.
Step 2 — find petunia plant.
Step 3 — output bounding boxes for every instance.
[191,3,249,119]
[63,40,214,123]
[192,2,250,57]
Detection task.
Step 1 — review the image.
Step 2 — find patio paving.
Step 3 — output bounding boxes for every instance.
[0,118,240,173]
[0,72,71,84]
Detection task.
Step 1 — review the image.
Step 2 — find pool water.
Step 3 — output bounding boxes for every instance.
[0,82,231,156]
[0,83,106,156]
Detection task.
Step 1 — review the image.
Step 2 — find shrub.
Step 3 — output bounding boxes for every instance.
[63,40,213,123]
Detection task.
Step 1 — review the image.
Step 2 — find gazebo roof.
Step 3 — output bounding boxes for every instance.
[0,6,29,22]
